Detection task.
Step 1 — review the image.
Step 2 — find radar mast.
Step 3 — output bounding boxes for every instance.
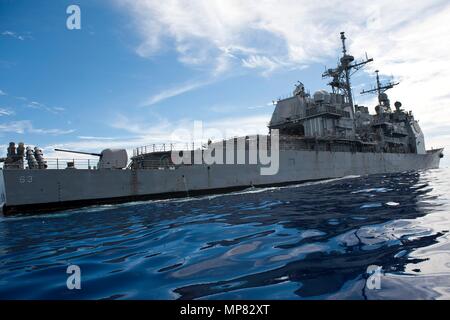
[360,70,399,106]
[322,32,373,119]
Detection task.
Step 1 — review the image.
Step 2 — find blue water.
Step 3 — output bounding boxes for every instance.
[1,168,450,299]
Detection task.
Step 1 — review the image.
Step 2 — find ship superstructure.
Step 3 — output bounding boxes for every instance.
[268,32,426,156]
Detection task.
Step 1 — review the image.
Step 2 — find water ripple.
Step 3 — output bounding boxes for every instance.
[0,168,449,299]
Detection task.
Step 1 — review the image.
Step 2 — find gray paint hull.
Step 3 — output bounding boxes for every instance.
[0,149,443,215]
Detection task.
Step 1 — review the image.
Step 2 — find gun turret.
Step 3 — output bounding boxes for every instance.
[54,148,102,157]
[55,148,128,169]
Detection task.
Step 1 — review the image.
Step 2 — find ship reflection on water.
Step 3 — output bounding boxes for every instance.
[0,168,449,299]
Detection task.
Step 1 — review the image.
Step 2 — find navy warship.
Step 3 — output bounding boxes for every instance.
[0,33,444,215]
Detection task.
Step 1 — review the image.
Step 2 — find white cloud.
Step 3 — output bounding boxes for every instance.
[248,102,275,110]
[116,0,378,75]
[142,79,213,106]
[27,101,65,114]
[0,93,66,114]
[0,108,14,116]
[30,127,75,135]
[77,136,119,140]
[1,31,25,40]
[118,0,449,74]
[118,0,450,161]
[0,120,74,135]
[110,112,174,135]
[241,55,289,76]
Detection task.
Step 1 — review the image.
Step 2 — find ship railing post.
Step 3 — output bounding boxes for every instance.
[57,158,59,169]
[153,144,155,152]
[88,159,90,169]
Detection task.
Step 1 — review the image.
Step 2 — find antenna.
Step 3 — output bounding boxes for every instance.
[322,32,373,133]
[340,32,347,55]
[360,70,400,104]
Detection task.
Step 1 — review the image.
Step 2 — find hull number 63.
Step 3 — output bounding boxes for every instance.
[19,176,33,183]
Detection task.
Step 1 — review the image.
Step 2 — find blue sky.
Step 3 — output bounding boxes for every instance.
[1,0,449,165]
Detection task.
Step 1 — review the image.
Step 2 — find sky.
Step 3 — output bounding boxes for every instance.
[0,0,449,165]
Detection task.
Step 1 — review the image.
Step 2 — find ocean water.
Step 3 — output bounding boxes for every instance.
[1,168,450,300]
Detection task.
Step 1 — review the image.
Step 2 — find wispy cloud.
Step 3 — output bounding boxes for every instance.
[111,112,271,141]
[248,101,276,110]
[119,1,449,75]
[30,127,75,135]
[117,0,349,75]
[1,31,25,40]
[77,136,119,140]
[27,101,65,114]
[241,55,289,76]
[0,89,65,114]
[110,113,173,135]
[0,120,74,135]
[141,79,214,106]
[4,93,65,114]
[0,107,14,116]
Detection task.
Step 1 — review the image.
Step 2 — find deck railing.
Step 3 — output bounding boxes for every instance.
[133,142,203,157]
[43,158,99,170]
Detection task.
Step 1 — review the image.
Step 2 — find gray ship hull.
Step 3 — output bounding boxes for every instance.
[0,149,443,215]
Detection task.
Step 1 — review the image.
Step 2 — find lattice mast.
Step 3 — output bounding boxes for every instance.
[360,70,399,105]
[322,32,373,119]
